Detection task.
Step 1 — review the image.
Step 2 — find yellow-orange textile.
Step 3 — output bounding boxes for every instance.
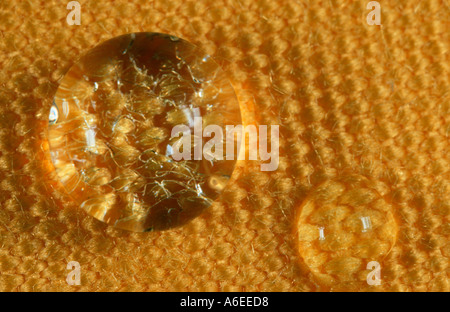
[0,0,448,291]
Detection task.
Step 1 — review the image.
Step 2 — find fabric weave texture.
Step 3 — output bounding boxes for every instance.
[0,0,448,291]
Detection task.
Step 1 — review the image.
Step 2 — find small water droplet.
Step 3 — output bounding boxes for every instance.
[296,175,397,287]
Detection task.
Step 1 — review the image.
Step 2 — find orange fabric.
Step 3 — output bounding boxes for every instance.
[0,0,448,291]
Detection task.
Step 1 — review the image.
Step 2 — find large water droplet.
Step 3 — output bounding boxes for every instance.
[48,33,242,232]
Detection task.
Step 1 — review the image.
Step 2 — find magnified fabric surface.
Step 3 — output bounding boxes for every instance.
[0,0,448,291]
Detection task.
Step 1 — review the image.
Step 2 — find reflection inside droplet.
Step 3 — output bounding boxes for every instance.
[360,216,372,233]
[49,103,59,124]
[318,226,325,241]
[48,32,242,232]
